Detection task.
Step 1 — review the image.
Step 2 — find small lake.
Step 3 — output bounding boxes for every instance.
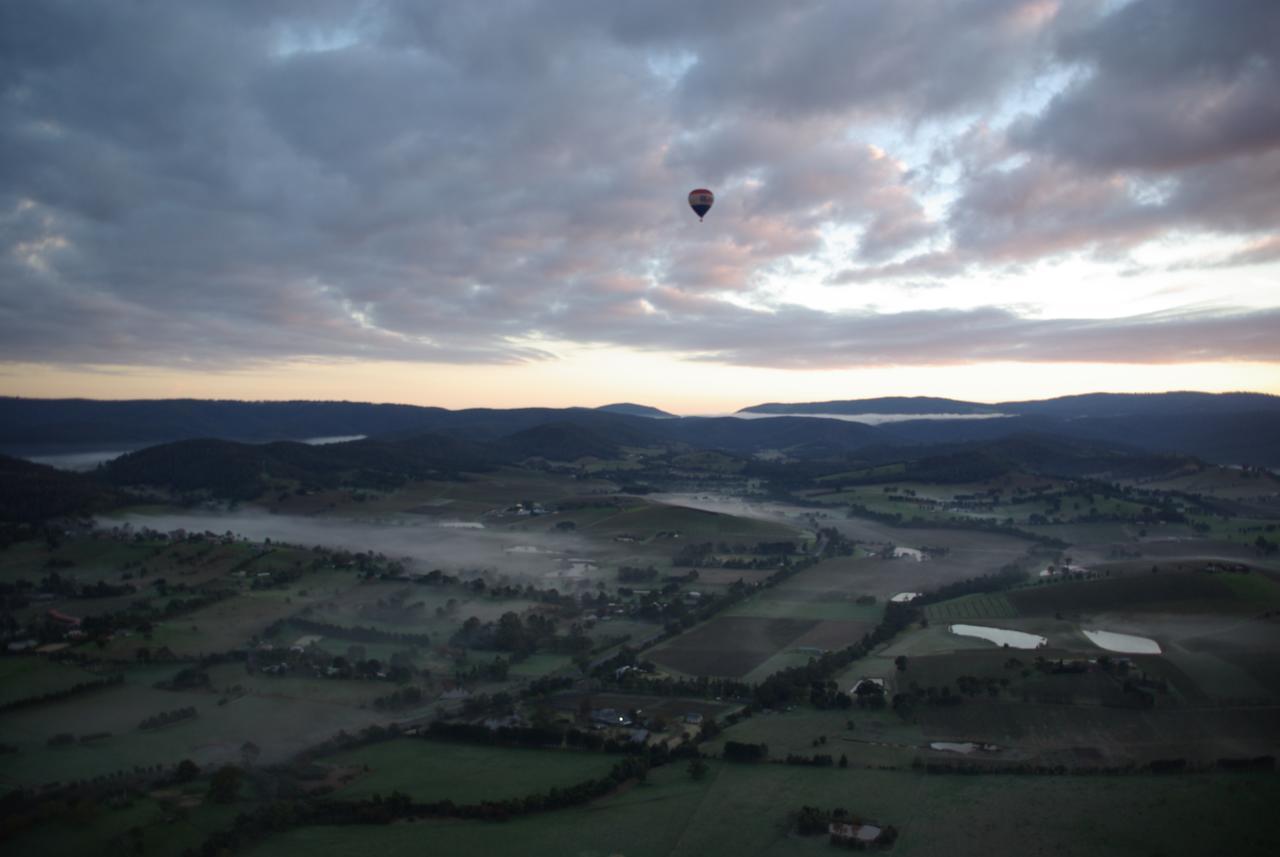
[1082,629,1161,654]
[949,624,1046,649]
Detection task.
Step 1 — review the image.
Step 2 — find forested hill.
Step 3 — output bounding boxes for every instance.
[3,392,1279,467]
[740,391,1280,418]
[0,455,116,523]
[0,398,681,448]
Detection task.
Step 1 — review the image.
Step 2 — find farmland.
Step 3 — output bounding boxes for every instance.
[3,428,1280,857]
[241,764,1280,857]
[648,615,819,678]
[324,740,614,803]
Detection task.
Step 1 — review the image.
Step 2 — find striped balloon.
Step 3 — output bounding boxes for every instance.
[688,188,714,221]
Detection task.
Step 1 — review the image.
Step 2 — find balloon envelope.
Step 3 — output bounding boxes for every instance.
[688,188,714,220]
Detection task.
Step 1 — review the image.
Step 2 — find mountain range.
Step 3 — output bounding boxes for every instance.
[2,392,1278,468]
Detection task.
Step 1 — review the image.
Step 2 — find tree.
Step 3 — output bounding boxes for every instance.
[175,759,199,783]
[894,655,909,672]
[208,765,243,803]
[687,758,709,780]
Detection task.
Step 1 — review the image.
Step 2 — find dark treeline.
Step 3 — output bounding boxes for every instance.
[723,740,768,762]
[138,706,197,730]
[0,672,123,713]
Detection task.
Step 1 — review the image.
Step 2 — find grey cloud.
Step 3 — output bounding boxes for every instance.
[676,0,1072,120]
[0,0,1276,378]
[1018,0,1280,171]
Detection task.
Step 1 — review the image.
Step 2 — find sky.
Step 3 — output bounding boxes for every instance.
[1,0,1278,414]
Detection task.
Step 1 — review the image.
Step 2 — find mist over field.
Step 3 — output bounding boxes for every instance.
[110,509,593,584]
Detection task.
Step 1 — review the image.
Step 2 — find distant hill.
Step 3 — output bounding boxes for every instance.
[736,392,1280,466]
[1000,391,1280,418]
[0,398,447,447]
[5,391,1280,472]
[740,391,1280,419]
[595,402,675,418]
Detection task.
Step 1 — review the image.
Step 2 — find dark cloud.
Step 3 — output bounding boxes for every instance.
[0,0,1276,377]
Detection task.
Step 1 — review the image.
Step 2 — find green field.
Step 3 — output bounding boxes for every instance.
[245,763,1280,857]
[923,593,1018,623]
[326,739,614,803]
[724,596,883,622]
[0,658,106,708]
[3,793,239,857]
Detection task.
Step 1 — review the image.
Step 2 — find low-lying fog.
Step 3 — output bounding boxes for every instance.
[724,412,1013,425]
[108,509,594,585]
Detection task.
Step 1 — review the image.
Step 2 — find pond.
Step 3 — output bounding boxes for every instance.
[1082,629,1161,654]
[949,624,1046,649]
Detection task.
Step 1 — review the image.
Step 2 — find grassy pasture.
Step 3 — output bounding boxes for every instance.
[922,593,1018,623]
[4,794,238,857]
[917,701,1280,766]
[246,763,1280,857]
[1009,572,1248,616]
[0,665,385,788]
[0,537,159,583]
[0,657,106,707]
[741,619,882,682]
[202,663,401,708]
[704,707,925,761]
[724,595,882,622]
[327,739,614,803]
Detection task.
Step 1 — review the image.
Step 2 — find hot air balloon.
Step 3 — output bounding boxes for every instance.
[688,188,714,221]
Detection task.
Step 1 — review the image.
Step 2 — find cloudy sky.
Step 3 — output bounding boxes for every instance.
[2,0,1278,413]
